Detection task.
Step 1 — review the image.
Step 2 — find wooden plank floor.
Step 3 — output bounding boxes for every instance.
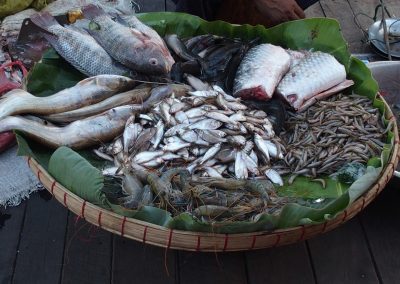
[1,1,400,283]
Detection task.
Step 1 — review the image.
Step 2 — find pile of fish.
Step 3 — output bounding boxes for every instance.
[272,93,388,182]
[99,84,286,184]
[27,4,174,78]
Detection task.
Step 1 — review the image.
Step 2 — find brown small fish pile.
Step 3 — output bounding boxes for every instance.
[272,93,388,182]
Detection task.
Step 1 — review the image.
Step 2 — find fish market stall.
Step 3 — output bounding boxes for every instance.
[0,7,398,251]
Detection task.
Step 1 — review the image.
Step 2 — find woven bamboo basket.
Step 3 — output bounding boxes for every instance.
[26,94,399,252]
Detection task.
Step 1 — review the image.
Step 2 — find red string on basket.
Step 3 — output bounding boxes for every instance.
[298,225,306,242]
[341,210,348,222]
[250,235,257,250]
[50,181,56,195]
[196,236,201,252]
[273,234,281,247]
[63,192,67,207]
[81,200,87,218]
[142,226,148,244]
[121,216,127,236]
[97,211,103,227]
[223,234,229,251]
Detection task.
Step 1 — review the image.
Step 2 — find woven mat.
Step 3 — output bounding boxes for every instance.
[0,146,42,207]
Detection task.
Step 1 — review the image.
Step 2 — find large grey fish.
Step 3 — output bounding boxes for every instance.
[233,44,290,100]
[116,14,167,49]
[82,4,174,74]
[0,75,135,119]
[30,12,133,77]
[0,106,135,149]
[276,51,353,111]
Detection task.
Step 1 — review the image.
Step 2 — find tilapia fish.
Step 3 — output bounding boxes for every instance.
[0,106,135,149]
[276,51,352,111]
[30,12,133,77]
[0,75,134,119]
[233,44,290,100]
[82,4,174,74]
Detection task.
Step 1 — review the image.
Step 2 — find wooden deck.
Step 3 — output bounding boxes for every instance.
[1,1,400,283]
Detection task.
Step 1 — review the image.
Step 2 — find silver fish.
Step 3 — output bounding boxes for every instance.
[188,119,222,130]
[44,87,149,123]
[264,169,284,186]
[123,115,137,154]
[163,141,191,152]
[200,143,222,165]
[242,151,260,175]
[206,111,238,126]
[277,51,348,110]
[0,106,134,149]
[0,75,134,119]
[235,151,248,179]
[184,107,207,119]
[133,151,164,164]
[254,134,270,161]
[175,111,189,124]
[197,129,227,143]
[233,44,290,100]
[178,129,198,143]
[150,120,164,149]
[170,102,190,114]
[202,167,223,178]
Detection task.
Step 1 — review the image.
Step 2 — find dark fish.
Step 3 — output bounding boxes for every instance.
[243,98,287,135]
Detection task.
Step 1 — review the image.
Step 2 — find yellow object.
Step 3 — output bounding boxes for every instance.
[0,0,55,18]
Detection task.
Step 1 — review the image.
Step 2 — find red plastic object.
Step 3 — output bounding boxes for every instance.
[0,60,28,153]
[0,61,28,94]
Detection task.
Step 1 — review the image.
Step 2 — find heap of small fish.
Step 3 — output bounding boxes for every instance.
[272,93,388,183]
[100,85,286,185]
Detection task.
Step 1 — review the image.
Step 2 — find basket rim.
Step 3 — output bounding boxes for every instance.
[26,93,400,251]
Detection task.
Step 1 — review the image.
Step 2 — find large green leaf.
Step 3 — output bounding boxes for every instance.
[21,13,395,233]
[48,146,108,208]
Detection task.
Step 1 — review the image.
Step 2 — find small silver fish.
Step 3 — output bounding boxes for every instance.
[200,143,222,164]
[188,119,222,130]
[133,151,164,164]
[163,141,191,152]
[254,134,270,161]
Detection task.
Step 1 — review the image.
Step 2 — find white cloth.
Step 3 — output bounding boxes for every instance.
[0,146,42,207]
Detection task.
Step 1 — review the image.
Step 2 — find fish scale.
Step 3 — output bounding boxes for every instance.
[82,4,174,74]
[30,12,131,77]
[277,51,346,110]
[233,44,290,100]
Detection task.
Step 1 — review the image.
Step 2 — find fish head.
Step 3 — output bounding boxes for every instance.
[132,44,175,75]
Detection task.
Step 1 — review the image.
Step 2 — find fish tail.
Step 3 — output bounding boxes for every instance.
[82,4,106,20]
[30,12,60,32]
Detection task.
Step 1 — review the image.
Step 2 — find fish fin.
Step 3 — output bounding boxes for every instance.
[82,4,106,20]
[114,14,129,26]
[30,12,60,42]
[297,80,355,112]
[88,20,101,31]
[30,12,59,31]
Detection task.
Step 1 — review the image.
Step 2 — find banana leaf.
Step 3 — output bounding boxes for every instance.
[19,14,395,233]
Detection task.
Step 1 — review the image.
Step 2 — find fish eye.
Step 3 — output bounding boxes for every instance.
[149,58,158,65]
